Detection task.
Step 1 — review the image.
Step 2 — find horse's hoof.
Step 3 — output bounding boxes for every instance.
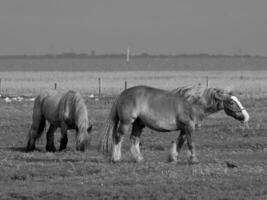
[46,146,56,152]
[188,157,199,164]
[168,157,178,163]
[135,156,144,163]
[59,148,66,152]
[76,141,88,151]
[111,151,122,163]
[76,146,85,152]
[25,148,34,152]
[111,155,121,163]
[25,143,36,152]
[47,149,56,152]
[111,158,120,163]
[168,153,178,163]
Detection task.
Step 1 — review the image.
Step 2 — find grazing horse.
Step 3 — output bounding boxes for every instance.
[99,85,249,163]
[26,90,92,152]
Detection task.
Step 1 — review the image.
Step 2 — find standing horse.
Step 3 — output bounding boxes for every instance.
[26,90,92,152]
[99,85,249,163]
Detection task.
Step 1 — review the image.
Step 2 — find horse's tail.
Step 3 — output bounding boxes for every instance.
[26,95,46,151]
[33,95,47,137]
[98,96,119,156]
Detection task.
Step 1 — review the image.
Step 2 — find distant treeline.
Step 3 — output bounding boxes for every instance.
[0,52,265,59]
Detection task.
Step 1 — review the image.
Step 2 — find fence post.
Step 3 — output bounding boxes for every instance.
[98,77,101,97]
[206,76,209,88]
[124,80,127,90]
[54,83,57,90]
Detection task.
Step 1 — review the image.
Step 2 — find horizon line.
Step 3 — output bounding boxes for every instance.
[0,52,265,58]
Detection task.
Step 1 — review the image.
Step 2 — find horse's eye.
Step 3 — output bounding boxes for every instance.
[230,100,235,105]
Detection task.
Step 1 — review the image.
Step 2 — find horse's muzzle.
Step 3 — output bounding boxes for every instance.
[241,109,249,123]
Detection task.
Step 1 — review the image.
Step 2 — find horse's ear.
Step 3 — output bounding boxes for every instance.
[214,89,225,101]
[87,125,92,133]
[228,89,242,97]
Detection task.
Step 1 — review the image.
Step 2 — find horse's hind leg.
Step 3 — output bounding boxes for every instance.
[111,121,131,162]
[46,125,57,152]
[177,133,186,153]
[130,118,145,162]
[59,123,68,151]
[26,115,46,152]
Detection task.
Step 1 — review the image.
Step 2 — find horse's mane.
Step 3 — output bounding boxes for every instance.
[60,91,89,129]
[171,86,204,103]
[64,91,85,108]
[170,86,224,105]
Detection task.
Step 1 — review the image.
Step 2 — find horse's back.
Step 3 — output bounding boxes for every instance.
[119,85,181,109]
[37,89,59,99]
[117,86,154,116]
[35,89,62,125]
[117,86,191,130]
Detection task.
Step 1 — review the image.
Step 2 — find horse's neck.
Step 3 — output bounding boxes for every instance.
[192,104,207,123]
[192,97,221,121]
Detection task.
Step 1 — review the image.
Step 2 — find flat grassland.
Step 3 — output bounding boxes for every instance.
[0,57,267,199]
[0,57,267,97]
[0,96,266,200]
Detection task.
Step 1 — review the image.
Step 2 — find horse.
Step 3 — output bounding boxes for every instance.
[98,85,249,164]
[26,90,92,152]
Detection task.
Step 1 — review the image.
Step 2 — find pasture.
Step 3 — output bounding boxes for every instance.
[0,57,266,199]
[0,95,267,199]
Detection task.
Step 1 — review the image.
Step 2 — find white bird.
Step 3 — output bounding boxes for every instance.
[4,97,12,103]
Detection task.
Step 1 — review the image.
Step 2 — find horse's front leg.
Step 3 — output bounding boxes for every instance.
[184,123,199,164]
[168,132,186,162]
[168,141,178,162]
[46,125,57,152]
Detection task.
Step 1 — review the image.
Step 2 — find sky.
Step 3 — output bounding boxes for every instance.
[0,0,266,56]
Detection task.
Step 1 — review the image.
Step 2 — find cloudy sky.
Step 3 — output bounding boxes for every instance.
[0,0,266,55]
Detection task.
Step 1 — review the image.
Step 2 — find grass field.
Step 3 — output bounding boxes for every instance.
[0,96,266,200]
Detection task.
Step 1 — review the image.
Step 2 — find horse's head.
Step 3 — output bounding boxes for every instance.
[87,124,93,134]
[76,125,93,151]
[213,89,249,122]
